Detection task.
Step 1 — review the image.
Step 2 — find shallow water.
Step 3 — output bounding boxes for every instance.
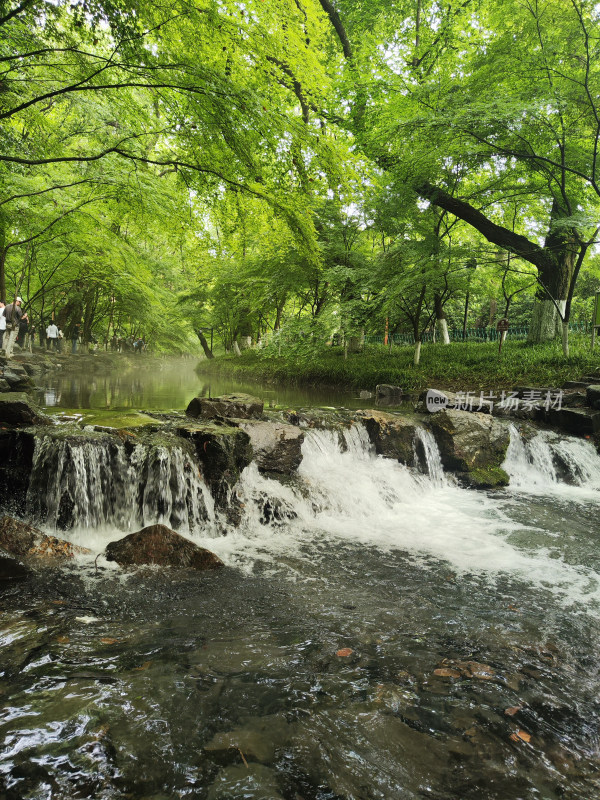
[3,371,600,799]
[35,357,388,417]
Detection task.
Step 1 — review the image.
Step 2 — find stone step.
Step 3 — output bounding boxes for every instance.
[543,407,600,436]
[561,381,591,390]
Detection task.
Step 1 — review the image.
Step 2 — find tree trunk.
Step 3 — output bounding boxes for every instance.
[561,321,569,357]
[524,199,576,343]
[434,292,450,344]
[413,339,422,365]
[196,329,214,359]
[0,247,6,302]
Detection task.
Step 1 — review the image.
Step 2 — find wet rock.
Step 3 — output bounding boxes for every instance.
[0,359,34,392]
[207,763,284,800]
[454,466,510,489]
[0,547,31,580]
[0,392,52,426]
[560,391,588,408]
[586,385,600,410]
[376,384,403,399]
[427,409,510,484]
[0,430,35,513]
[358,410,419,465]
[0,378,10,392]
[543,407,600,436]
[359,390,374,399]
[104,524,224,570]
[0,515,90,561]
[238,420,304,473]
[561,380,590,390]
[186,393,264,420]
[255,493,297,525]
[176,421,252,505]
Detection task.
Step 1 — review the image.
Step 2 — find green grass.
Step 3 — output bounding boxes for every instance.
[197,335,600,392]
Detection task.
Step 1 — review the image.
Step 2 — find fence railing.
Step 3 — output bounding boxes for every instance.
[362,321,591,346]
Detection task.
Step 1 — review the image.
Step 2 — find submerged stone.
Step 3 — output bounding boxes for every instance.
[104,524,224,570]
[207,764,284,800]
[186,393,264,420]
[0,546,30,581]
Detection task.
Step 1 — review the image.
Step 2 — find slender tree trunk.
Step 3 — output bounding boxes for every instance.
[0,247,6,302]
[413,339,422,365]
[561,321,569,357]
[462,289,470,340]
[434,292,450,344]
[196,329,214,359]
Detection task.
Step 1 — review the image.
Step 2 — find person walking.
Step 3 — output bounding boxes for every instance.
[46,320,59,350]
[3,297,23,358]
[71,321,81,354]
[0,301,6,351]
[17,313,29,348]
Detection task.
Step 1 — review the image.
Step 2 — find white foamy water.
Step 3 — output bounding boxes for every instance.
[190,425,600,607]
[504,424,600,499]
[26,435,214,535]
[26,421,600,607]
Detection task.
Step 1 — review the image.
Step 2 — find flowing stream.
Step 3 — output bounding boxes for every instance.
[2,390,600,799]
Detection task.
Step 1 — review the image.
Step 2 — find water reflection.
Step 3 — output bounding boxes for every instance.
[36,357,401,412]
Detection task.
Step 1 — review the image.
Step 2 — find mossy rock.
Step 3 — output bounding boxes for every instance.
[455,466,510,489]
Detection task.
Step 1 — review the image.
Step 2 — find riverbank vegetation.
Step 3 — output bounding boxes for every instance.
[2,0,600,360]
[198,335,599,393]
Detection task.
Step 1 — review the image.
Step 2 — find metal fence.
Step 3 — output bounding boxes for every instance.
[363,321,591,346]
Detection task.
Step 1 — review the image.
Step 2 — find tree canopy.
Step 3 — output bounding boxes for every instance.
[2,0,599,354]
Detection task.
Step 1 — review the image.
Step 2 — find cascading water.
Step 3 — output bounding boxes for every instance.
[25,433,215,534]
[5,396,600,800]
[413,426,447,486]
[191,421,600,608]
[504,423,600,493]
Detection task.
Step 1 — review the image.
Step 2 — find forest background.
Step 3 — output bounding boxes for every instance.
[2,0,600,376]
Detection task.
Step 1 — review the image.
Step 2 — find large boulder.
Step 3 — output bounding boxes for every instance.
[186,393,264,420]
[105,524,224,570]
[0,516,90,561]
[0,547,30,581]
[427,409,510,488]
[357,410,420,465]
[176,421,252,506]
[0,392,52,426]
[238,420,304,473]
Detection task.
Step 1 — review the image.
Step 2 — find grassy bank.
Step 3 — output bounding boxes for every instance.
[197,336,600,392]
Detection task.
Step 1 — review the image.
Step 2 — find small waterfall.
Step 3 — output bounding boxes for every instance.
[26,434,214,534]
[413,427,446,486]
[504,424,600,492]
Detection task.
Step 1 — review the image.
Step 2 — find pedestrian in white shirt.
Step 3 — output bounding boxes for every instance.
[46,321,59,350]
